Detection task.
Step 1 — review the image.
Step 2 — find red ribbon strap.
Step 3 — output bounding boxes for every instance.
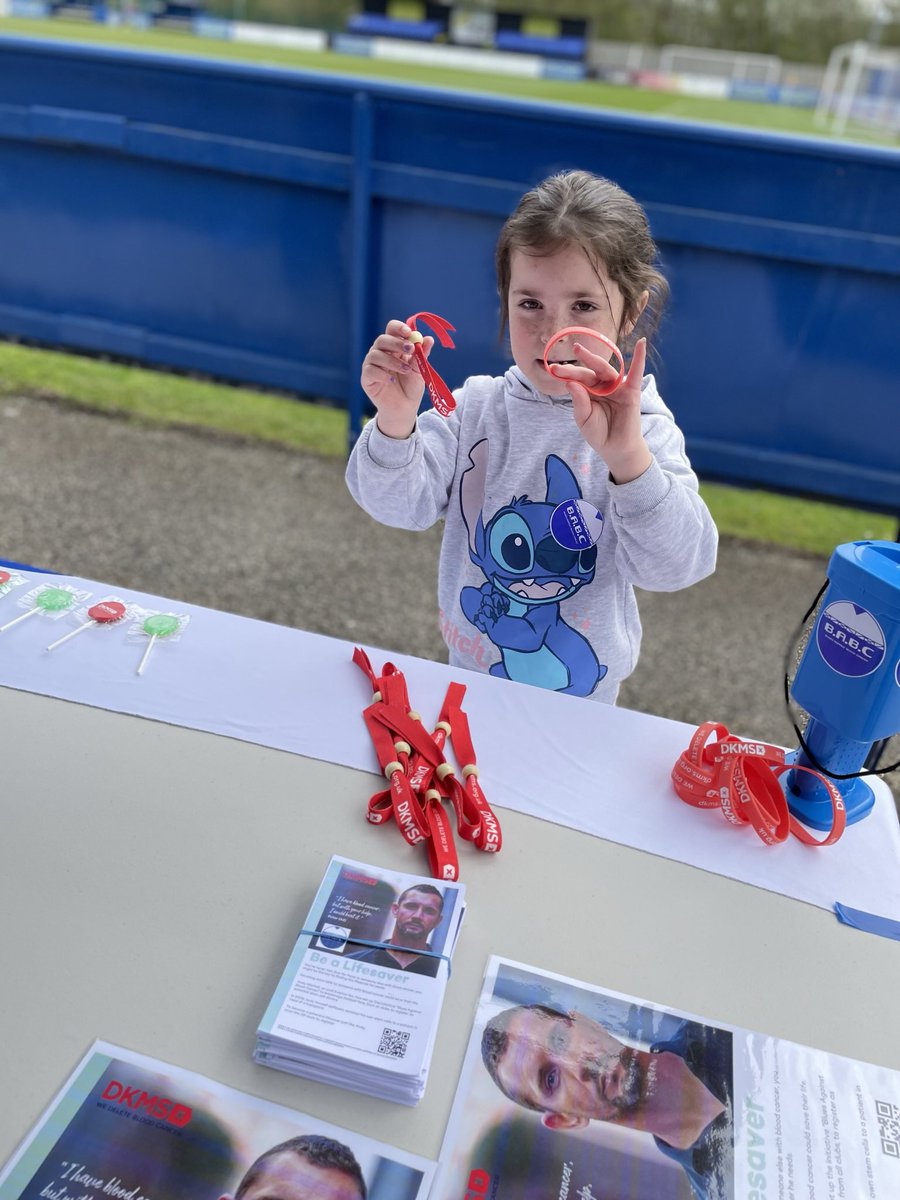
[441,687,502,853]
[353,650,502,877]
[407,311,457,418]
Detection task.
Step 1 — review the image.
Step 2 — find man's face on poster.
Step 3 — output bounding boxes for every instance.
[391,888,443,941]
[495,1009,644,1129]
[235,1149,363,1200]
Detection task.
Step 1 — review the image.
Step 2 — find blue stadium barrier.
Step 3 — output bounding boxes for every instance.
[0,35,897,512]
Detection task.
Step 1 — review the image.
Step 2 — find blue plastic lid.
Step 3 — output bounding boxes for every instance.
[828,541,900,611]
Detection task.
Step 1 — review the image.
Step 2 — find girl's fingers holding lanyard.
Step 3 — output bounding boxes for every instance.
[361,354,410,399]
[369,328,435,372]
[363,324,435,415]
[385,318,414,340]
[370,329,413,362]
[364,346,409,378]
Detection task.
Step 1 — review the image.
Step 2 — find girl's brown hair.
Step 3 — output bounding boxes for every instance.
[495,170,669,353]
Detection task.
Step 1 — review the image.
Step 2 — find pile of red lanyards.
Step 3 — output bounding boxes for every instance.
[353,649,502,880]
[671,722,846,846]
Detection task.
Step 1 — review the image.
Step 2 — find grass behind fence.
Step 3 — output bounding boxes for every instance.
[0,15,896,145]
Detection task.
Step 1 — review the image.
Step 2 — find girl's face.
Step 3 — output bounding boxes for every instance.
[507,242,629,396]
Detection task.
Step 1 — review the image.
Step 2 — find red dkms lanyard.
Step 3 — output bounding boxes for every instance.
[407,311,457,418]
[353,648,502,879]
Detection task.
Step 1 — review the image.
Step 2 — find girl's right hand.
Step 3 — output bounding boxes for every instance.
[361,319,435,440]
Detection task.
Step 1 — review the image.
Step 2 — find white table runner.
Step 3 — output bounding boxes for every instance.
[1,568,898,922]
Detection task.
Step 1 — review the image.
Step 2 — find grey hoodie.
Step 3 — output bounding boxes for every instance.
[346,366,717,702]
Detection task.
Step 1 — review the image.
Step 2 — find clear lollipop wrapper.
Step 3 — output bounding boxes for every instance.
[0,568,26,599]
[0,583,92,634]
[46,596,131,653]
[128,608,190,676]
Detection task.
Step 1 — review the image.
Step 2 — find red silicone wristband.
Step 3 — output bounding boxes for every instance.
[543,327,625,396]
[726,754,791,845]
[672,722,846,848]
[777,763,847,847]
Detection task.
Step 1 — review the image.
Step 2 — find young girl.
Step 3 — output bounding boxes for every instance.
[346,170,717,701]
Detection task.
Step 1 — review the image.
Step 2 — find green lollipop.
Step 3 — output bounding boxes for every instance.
[36,587,75,612]
[0,586,75,633]
[143,614,180,638]
[137,613,183,676]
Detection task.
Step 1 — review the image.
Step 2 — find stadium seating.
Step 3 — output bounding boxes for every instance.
[494,13,588,61]
[347,0,450,43]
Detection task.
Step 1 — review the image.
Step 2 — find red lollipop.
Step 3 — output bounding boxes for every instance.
[46,597,128,652]
[89,600,127,624]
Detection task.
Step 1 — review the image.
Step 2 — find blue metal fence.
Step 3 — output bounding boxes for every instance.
[0,34,897,510]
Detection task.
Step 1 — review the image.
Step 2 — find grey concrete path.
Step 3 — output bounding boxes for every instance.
[1,394,896,805]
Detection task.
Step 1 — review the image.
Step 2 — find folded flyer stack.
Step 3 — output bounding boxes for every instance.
[255,855,465,1104]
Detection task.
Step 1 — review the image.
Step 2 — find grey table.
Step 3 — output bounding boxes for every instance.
[1,653,898,1172]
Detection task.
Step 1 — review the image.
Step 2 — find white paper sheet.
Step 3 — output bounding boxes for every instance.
[433,957,900,1200]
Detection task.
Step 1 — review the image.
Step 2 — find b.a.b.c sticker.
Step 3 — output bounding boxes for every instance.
[315,924,352,952]
[816,600,885,678]
[550,499,604,550]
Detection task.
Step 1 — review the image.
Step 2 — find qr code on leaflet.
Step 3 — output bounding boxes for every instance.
[876,1099,900,1158]
[377,1027,410,1059]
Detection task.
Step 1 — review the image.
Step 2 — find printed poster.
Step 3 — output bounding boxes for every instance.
[433,956,900,1200]
[0,1041,434,1200]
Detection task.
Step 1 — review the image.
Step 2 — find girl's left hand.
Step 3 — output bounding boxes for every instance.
[551,337,653,484]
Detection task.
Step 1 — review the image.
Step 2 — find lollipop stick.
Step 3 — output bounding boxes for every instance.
[46,621,93,652]
[136,634,157,676]
[0,607,40,634]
